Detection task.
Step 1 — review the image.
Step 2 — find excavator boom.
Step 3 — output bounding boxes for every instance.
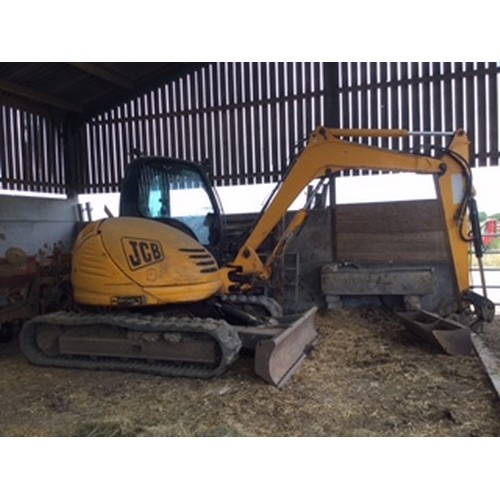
[221,127,496,368]
[223,128,471,298]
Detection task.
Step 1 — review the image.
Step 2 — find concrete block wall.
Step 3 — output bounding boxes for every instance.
[0,195,79,258]
[280,209,333,313]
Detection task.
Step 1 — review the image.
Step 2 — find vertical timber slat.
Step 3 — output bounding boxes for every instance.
[488,62,499,165]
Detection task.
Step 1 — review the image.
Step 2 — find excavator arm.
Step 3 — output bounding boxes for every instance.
[222,127,474,305]
[220,127,500,377]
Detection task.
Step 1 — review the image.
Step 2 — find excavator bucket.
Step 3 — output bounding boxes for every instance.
[395,309,474,355]
[471,329,500,397]
[237,307,319,388]
[397,310,500,397]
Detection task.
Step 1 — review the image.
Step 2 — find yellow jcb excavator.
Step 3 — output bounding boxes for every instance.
[19,127,497,388]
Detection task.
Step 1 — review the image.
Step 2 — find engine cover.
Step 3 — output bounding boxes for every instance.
[72,217,222,306]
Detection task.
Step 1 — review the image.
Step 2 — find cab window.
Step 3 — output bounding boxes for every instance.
[137,163,216,246]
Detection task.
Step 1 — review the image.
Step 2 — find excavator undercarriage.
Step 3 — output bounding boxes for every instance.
[20,310,242,379]
[20,295,318,387]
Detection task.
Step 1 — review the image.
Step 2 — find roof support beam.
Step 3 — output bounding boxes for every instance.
[0,77,83,113]
[69,63,134,90]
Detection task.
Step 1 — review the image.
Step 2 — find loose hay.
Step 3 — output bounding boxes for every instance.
[0,308,499,436]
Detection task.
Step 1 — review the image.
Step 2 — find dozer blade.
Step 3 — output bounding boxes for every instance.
[471,330,500,397]
[395,309,473,355]
[253,306,318,388]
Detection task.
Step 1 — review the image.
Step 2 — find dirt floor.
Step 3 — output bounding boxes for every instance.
[0,308,499,437]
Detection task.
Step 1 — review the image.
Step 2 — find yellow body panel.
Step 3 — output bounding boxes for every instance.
[72,217,222,306]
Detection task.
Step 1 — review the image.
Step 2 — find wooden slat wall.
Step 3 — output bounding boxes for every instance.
[1,62,499,196]
[76,62,325,193]
[76,62,500,194]
[336,200,450,264]
[337,62,500,167]
[0,103,66,194]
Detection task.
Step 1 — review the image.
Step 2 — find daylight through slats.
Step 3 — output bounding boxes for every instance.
[1,63,499,195]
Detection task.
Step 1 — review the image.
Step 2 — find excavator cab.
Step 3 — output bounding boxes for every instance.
[119,157,226,261]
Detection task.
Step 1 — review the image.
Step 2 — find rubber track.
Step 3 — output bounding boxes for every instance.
[20,310,242,379]
[220,294,283,318]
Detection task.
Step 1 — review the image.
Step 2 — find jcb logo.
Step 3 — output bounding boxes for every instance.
[122,238,164,270]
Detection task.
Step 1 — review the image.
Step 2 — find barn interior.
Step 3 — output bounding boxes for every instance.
[1,62,499,304]
[1,62,500,443]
